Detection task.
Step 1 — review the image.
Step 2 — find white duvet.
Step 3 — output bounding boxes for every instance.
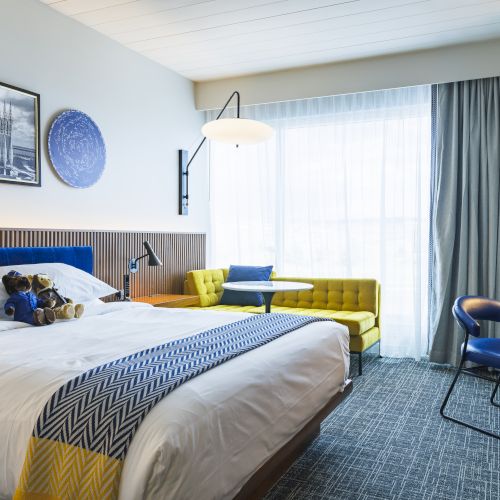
[0,301,350,500]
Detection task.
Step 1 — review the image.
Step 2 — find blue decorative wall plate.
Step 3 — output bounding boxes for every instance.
[48,110,106,188]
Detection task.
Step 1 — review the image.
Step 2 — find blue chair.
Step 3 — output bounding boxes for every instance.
[440,296,500,439]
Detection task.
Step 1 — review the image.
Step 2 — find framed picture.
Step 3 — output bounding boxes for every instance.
[0,81,40,187]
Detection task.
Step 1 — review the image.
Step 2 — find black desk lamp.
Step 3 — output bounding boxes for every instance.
[123,241,163,300]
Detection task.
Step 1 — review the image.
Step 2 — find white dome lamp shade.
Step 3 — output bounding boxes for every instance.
[178,90,273,215]
[202,118,273,145]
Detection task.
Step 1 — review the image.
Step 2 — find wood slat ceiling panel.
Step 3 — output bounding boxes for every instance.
[85,0,284,33]
[158,2,500,68]
[142,0,443,55]
[186,25,500,79]
[119,0,407,48]
[73,0,213,25]
[40,0,500,81]
[42,0,143,16]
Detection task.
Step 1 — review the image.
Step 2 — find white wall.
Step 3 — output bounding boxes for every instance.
[0,0,207,232]
[195,38,500,109]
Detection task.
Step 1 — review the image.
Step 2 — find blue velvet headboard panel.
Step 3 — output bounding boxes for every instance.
[0,246,93,274]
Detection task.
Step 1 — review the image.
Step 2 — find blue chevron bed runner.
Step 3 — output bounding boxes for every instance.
[15,313,329,500]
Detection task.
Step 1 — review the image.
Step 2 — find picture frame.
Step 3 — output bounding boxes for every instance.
[0,81,40,187]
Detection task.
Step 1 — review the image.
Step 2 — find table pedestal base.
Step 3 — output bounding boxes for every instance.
[262,292,275,314]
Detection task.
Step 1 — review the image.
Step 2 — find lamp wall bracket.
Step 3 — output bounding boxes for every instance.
[179,149,189,215]
[178,90,241,216]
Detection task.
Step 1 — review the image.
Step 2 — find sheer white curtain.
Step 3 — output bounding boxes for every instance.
[208,86,431,359]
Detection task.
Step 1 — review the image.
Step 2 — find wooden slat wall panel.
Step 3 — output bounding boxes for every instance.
[0,228,206,298]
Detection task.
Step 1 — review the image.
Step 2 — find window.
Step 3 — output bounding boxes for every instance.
[209,86,431,359]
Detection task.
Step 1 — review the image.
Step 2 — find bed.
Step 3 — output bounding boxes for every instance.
[0,246,351,499]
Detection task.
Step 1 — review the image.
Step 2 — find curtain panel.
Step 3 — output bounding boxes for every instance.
[208,86,431,359]
[429,77,500,365]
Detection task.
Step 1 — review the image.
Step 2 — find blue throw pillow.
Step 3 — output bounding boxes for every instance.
[220,265,273,306]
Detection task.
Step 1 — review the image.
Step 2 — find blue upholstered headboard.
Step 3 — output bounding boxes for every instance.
[0,246,93,274]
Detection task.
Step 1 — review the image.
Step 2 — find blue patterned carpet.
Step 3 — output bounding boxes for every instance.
[266,356,500,500]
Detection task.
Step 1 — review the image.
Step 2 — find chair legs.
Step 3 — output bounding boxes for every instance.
[491,373,500,408]
[440,366,500,440]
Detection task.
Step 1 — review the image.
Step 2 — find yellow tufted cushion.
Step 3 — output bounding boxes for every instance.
[268,308,376,335]
[270,277,378,315]
[265,307,366,334]
[328,311,375,335]
[185,268,278,307]
[185,269,229,307]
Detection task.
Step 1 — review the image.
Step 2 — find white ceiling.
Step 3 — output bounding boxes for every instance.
[41,0,500,81]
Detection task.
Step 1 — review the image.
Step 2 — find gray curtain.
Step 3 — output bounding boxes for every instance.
[429,77,500,365]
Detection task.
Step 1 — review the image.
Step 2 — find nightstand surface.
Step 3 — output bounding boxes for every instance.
[132,294,199,308]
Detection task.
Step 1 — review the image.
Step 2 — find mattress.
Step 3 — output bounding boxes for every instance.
[0,301,350,499]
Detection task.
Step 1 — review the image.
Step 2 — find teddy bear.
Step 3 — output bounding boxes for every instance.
[2,271,56,326]
[31,273,84,320]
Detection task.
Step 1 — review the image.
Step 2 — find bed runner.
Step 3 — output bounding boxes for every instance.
[14,313,330,500]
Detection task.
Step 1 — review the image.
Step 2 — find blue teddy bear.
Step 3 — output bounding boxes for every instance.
[2,271,56,326]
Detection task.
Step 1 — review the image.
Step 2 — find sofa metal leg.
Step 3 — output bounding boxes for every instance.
[378,340,382,358]
[358,352,362,376]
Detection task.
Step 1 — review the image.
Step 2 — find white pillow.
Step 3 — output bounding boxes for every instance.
[0,263,117,306]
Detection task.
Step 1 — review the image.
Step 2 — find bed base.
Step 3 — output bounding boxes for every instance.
[235,379,353,499]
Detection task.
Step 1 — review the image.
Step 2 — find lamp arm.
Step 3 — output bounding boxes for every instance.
[135,253,148,263]
[179,90,240,215]
[186,90,240,169]
[186,137,207,170]
[128,253,148,273]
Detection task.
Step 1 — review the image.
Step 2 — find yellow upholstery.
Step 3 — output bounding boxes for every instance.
[185,269,228,307]
[246,306,376,335]
[271,277,378,314]
[184,269,277,307]
[184,268,381,354]
[349,327,380,352]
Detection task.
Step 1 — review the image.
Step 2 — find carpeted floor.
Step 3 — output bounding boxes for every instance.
[266,356,500,500]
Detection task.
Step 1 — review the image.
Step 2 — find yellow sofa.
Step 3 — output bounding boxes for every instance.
[184,269,381,376]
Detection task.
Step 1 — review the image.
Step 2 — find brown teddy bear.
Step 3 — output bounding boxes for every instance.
[2,271,56,326]
[31,274,85,320]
